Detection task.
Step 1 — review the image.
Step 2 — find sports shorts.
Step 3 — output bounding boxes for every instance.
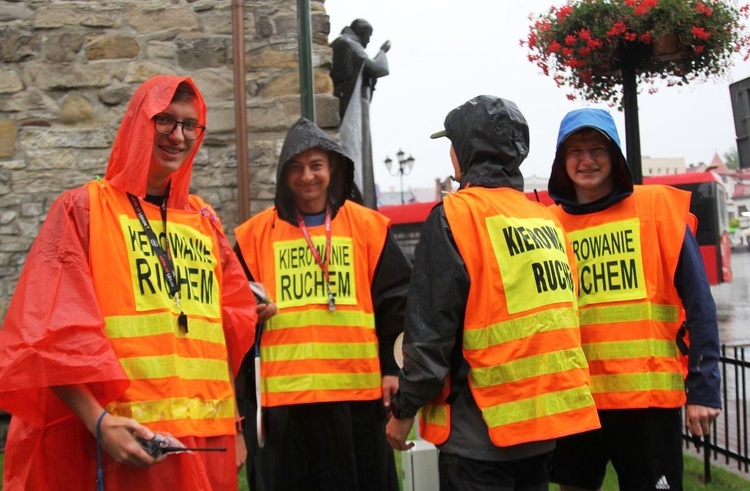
[439,450,552,491]
[551,407,683,490]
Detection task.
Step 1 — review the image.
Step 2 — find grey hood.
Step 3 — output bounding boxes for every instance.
[440,95,528,191]
[274,117,356,224]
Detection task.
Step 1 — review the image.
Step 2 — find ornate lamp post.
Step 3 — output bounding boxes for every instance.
[384,149,415,205]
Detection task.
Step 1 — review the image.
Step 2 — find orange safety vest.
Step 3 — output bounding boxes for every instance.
[234,201,388,407]
[420,187,599,447]
[549,185,693,409]
[87,180,235,437]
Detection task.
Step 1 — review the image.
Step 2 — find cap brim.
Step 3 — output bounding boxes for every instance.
[430,129,447,139]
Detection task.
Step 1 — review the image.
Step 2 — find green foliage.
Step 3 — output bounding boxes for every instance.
[724,147,739,169]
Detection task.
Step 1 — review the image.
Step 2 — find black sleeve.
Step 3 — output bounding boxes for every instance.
[674,226,722,409]
[391,205,469,418]
[372,229,413,376]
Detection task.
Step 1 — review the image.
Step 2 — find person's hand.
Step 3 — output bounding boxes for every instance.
[686,404,721,437]
[235,432,247,474]
[382,375,399,408]
[256,302,277,324]
[380,40,391,53]
[386,415,415,451]
[98,413,163,468]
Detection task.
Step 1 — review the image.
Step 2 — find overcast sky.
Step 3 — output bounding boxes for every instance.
[324,0,750,194]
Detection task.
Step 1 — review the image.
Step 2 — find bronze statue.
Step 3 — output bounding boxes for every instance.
[330,19,391,209]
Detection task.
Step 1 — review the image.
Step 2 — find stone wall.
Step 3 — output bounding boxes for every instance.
[0,0,339,318]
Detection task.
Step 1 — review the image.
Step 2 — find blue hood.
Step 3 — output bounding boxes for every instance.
[547,108,633,214]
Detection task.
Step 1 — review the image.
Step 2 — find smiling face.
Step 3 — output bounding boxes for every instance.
[285,148,333,214]
[564,129,615,204]
[147,98,200,196]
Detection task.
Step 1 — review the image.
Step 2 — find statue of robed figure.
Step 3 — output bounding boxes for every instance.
[330,19,391,209]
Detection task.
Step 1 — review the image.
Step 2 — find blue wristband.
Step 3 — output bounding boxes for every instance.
[96,410,108,491]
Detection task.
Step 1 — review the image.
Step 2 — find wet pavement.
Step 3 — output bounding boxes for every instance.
[713,250,750,346]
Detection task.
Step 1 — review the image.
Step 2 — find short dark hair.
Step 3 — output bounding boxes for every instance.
[172,81,197,103]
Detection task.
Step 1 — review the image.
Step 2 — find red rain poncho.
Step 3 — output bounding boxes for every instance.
[0,76,256,490]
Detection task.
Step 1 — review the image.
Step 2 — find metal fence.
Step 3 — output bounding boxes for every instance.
[684,344,750,482]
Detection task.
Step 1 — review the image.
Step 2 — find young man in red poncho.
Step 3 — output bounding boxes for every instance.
[0,75,257,490]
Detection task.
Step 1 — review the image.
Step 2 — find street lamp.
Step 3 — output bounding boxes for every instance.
[384,149,415,205]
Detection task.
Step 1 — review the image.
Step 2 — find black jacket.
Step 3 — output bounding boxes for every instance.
[392,96,555,461]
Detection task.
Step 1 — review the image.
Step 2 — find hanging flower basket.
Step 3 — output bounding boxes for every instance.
[523,0,750,106]
[652,33,679,55]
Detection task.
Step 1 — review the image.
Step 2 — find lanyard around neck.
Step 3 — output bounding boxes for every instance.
[295,203,336,311]
[127,192,188,332]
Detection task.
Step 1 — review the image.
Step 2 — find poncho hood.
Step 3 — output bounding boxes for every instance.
[104,75,207,208]
[439,95,528,191]
[274,117,356,224]
[548,108,633,214]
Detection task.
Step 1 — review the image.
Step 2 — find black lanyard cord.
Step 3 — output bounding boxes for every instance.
[127,192,188,333]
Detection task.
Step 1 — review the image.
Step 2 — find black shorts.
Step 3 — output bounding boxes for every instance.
[551,408,683,491]
[439,451,553,491]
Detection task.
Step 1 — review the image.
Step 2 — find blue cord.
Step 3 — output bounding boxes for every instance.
[95,410,108,491]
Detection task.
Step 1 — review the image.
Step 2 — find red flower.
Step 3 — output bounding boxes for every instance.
[696,3,714,17]
[695,45,705,53]
[557,5,574,22]
[624,31,638,42]
[549,41,562,53]
[640,32,652,43]
[565,34,577,46]
[579,28,592,40]
[607,21,627,37]
[692,26,711,40]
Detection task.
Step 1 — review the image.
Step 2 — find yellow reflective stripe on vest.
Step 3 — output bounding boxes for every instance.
[584,339,679,361]
[104,313,225,344]
[420,403,448,426]
[106,396,235,424]
[470,348,588,388]
[264,372,381,394]
[118,355,230,381]
[260,342,378,362]
[463,308,578,351]
[269,309,375,330]
[579,302,679,327]
[591,372,684,393]
[483,386,593,426]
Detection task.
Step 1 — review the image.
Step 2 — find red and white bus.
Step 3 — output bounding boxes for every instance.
[379,171,732,285]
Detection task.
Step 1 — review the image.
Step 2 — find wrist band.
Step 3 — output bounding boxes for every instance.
[96,410,108,491]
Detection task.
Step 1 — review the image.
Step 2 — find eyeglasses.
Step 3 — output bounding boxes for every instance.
[153,115,206,140]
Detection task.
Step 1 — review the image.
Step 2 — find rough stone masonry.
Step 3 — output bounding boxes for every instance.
[0,0,341,317]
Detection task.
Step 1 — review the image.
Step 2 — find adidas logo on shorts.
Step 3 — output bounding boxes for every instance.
[655,475,670,490]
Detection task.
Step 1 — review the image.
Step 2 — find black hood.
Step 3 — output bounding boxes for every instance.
[548,108,633,214]
[274,117,356,224]
[440,95,528,191]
